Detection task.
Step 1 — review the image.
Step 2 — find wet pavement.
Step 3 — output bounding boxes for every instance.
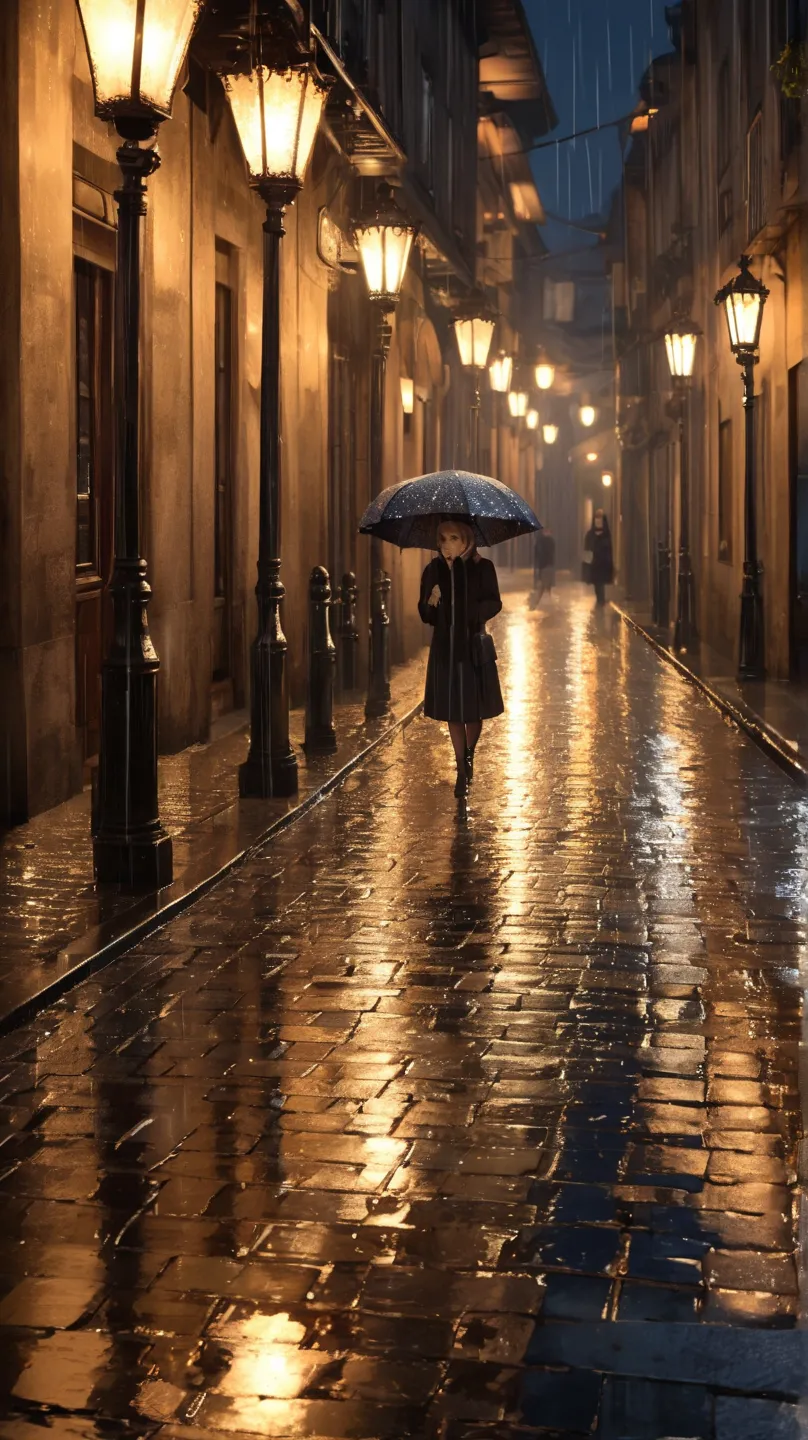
[0,659,425,1032]
[0,587,807,1438]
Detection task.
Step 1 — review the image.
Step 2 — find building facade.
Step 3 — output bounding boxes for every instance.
[615,0,808,679]
[0,0,554,828]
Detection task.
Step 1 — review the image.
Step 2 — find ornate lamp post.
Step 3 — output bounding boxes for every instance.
[222,49,329,796]
[714,255,769,680]
[354,183,417,718]
[453,305,496,468]
[76,0,206,886]
[664,315,700,653]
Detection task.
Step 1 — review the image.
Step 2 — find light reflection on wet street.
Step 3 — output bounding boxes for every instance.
[0,589,807,1438]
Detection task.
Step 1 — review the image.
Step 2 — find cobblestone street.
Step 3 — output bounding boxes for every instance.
[1,588,807,1438]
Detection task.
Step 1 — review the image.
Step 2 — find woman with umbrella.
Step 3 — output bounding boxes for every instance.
[359,469,541,800]
[419,518,503,798]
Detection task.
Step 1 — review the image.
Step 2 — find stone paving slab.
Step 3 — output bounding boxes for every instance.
[0,659,426,1034]
[0,590,806,1437]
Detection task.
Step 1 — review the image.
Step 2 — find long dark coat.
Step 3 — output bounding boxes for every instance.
[583,524,614,585]
[418,555,504,722]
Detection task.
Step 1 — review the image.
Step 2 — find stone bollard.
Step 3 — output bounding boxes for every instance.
[337,571,359,692]
[365,568,391,718]
[305,566,337,754]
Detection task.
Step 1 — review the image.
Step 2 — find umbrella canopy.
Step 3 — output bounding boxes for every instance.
[359,469,541,550]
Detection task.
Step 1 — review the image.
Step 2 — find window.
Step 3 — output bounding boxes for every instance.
[747,110,764,242]
[74,258,111,575]
[213,279,234,682]
[718,415,733,564]
[543,280,575,324]
[717,57,730,179]
[419,62,434,185]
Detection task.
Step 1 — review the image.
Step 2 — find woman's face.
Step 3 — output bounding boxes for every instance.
[594,511,605,531]
[438,525,467,560]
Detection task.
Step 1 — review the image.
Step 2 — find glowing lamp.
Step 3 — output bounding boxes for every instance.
[664,317,700,382]
[579,404,596,428]
[354,183,417,306]
[602,471,613,488]
[76,0,203,136]
[526,409,539,430]
[223,62,329,193]
[535,362,555,391]
[508,390,528,418]
[400,377,414,414]
[714,255,768,359]
[586,451,598,463]
[543,423,559,444]
[489,351,513,394]
[453,315,496,370]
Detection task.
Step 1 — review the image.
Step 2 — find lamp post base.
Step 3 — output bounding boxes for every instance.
[674,550,696,653]
[239,560,299,799]
[239,751,299,798]
[366,569,391,718]
[93,829,173,889]
[738,564,765,681]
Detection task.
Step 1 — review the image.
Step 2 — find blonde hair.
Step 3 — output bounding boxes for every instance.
[437,519,478,559]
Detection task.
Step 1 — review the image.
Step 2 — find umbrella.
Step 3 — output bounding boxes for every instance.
[358,469,541,550]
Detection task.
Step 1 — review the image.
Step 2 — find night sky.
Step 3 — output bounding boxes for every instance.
[523,0,673,251]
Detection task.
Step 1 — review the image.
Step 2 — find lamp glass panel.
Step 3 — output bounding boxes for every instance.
[77,0,200,115]
[225,67,327,182]
[400,377,414,413]
[508,391,528,418]
[526,409,539,430]
[471,317,495,368]
[543,424,558,444]
[665,330,698,379]
[77,0,138,110]
[579,404,596,427]
[535,362,555,390]
[453,318,473,368]
[489,353,512,393]
[139,0,201,112]
[726,290,762,350]
[356,224,414,301]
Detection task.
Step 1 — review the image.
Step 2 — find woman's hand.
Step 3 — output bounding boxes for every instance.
[428,584,441,607]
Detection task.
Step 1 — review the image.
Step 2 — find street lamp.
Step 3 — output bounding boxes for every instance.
[400,377,415,414]
[579,404,597,428]
[223,52,329,794]
[76,0,205,886]
[664,315,700,653]
[714,255,769,679]
[354,183,417,717]
[526,409,540,431]
[535,362,555,391]
[508,390,528,419]
[543,423,559,445]
[602,471,614,488]
[453,304,496,468]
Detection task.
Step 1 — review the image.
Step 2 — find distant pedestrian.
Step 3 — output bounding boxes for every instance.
[583,509,614,607]
[534,528,556,602]
[419,519,504,799]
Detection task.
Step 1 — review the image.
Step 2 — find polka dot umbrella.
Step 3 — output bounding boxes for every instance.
[359,469,542,550]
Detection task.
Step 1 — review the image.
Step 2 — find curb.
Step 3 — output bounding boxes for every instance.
[614,605,808,789]
[0,698,424,1038]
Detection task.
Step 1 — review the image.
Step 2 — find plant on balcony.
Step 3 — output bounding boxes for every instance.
[772,40,808,98]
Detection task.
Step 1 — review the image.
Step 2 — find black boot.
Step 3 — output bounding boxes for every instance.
[454,763,469,799]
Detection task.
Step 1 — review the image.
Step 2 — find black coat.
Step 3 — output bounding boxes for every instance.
[419,555,504,722]
[584,525,614,585]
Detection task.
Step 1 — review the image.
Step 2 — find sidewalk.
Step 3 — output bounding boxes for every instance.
[615,597,808,788]
[0,658,426,1034]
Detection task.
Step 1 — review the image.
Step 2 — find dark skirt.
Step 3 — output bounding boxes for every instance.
[423,651,504,723]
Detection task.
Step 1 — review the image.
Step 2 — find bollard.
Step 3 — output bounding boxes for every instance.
[655,540,671,631]
[365,568,391,718]
[337,571,359,692]
[305,566,338,753]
